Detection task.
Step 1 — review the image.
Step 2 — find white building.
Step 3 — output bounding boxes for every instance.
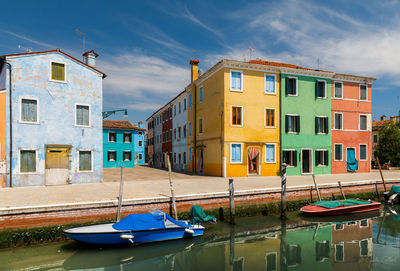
[172,91,188,171]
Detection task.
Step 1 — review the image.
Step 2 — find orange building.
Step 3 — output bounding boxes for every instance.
[331,74,375,173]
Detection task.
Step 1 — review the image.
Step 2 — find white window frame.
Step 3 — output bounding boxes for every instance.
[199,86,204,103]
[359,84,368,101]
[265,143,276,163]
[264,73,277,95]
[334,81,343,99]
[335,242,345,262]
[359,114,367,131]
[359,144,368,161]
[108,131,116,142]
[315,149,328,167]
[75,103,91,127]
[18,148,38,174]
[334,144,343,161]
[359,239,369,256]
[123,132,132,143]
[138,153,143,160]
[265,107,276,128]
[316,80,327,99]
[108,150,117,162]
[283,149,296,167]
[334,112,343,130]
[231,105,244,127]
[286,76,298,96]
[77,149,93,172]
[19,96,40,124]
[49,60,67,83]
[230,70,243,92]
[265,252,278,271]
[316,116,328,134]
[123,150,131,162]
[286,114,300,134]
[360,219,369,227]
[230,143,243,164]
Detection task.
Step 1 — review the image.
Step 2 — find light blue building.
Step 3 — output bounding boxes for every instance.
[103,120,146,168]
[0,49,105,187]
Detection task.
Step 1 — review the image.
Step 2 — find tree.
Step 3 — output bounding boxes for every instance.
[376,123,400,166]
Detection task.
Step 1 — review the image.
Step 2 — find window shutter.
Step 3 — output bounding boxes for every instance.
[285,115,289,133]
[296,116,300,133]
[324,117,329,133]
[315,81,318,98]
[293,151,297,167]
[324,151,328,165]
[315,117,318,134]
[286,78,289,95]
[315,151,319,166]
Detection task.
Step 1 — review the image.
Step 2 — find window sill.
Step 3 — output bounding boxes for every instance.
[287,94,298,97]
[75,125,91,128]
[316,133,328,135]
[78,170,93,173]
[19,121,40,125]
[264,92,277,95]
[265,161,276,164]
[49,79,67,84]
[230,161,242,164]
[230,89,243,92]
[108,160,115,162]
[18,171,38,175]
[264,126,276,129]
[287,132,299,134]
[231,124,243,127]
[316,97,327,99]
[316,165,328,167]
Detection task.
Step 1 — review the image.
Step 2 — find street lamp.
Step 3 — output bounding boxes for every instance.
[102,109,128,119]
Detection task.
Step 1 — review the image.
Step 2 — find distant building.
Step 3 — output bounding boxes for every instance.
[372,115,400,159]
[0,49,106,187]
[172,91,188,172]
[103,120,146,168]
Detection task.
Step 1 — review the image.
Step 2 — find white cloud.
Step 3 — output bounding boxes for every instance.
[2,30,56,50]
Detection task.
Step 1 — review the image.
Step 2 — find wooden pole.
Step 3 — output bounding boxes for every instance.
[377,157,387,192]
[116,166,124,222]
[338,181,346,200]
[312,174,321,201]
[229,178,235,224]
[166,153,178,220]
[281,163,287,218]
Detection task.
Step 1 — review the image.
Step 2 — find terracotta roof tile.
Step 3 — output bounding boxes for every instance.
[103,120,146,131]
[372,119,392,129]
[248,59,331,73]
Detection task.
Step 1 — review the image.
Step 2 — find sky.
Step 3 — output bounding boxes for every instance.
[1,0,400,126]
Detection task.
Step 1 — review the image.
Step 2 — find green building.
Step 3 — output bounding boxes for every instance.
[281,71,332,176]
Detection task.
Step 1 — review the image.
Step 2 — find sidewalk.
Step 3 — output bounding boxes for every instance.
[1,167,399,210]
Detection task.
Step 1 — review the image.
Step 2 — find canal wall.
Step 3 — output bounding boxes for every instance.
[0,179,398,231]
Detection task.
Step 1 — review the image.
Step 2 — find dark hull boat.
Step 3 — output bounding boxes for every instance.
[383,185,400,204]
[301,199,381,216]
[63,210,204,245]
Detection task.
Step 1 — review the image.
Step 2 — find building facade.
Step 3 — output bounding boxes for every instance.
[0,49,105,187]
[0,80,6,187]
[103,120,146,168]
[331,75,374,173]
[162,106,172,168]
[153,110,163,168]
[172,91,188,171]
[146,116,154,165]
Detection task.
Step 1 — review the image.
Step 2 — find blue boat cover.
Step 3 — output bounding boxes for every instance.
[390,185,400,194]
[112,212,189,231]
[347,148,358,172]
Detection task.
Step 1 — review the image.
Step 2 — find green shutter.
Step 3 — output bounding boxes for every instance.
[324,151,329,165]
[293,150,297,167]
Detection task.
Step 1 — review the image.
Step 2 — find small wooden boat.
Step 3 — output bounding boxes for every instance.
[63,210,204,245]
[300,199,381,216]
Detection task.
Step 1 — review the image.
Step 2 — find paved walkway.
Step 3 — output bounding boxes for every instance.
[1,166,399,210]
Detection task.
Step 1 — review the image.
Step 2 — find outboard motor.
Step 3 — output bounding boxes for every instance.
[383,185,400,204]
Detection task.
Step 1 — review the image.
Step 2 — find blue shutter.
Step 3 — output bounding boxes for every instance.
[189,94,192,108]
[199,87,203,102]
[22,99,37,122]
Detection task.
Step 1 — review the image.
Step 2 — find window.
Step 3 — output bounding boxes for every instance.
[166,131,169,141]
[189,148,192,162]
[286,77,297,95]
[335,223,344,230]
[183,152,186,164]
[265,75,276,94]
[189,123,192,136]
[108,151,116,161]
[138,153,143,160]
[138,140,143,147]
[232,106,242,126]
[199,87,203,103]
[183,125,187,137]
[199,118,203,134]
[230,71,242,91]
[20,98,38,123]
[316,80,326,98]
[265,144,276,163]
[178,153,181,164]
[315,117,328,134]
[360,219,368,227]
[184,99,186,110]
[265,252,277,271]
[265,108,275,127]
[51,62,65,81]
[169,130,172,140]
[123,132,131,143]
[178,127,181,139]
[360,240,368,256]
[78,150,92,171]
[174,153,176,163]
[109,132,116,142]
[373,134,378,143]
[334,144,343,161]
[315,150,328,166]
[189,94,192,108]
[360,144,367,160]
[335,243,344,262]
[76,104,90,126]
[174,128,176,139]
[122,151,131,161]
[174,105,176,116]
[179,102,181,113]
[334,113,343,130]
[334,82,343,98]
[359,115,367,130]
[286,115,300,133]
[20,149,36,173]
[360,85,367,100]
[230,143,242,163]
[138,132,143,136]
[283,150,297,167]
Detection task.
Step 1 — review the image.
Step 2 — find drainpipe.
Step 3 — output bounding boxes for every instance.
[5,61,12,187]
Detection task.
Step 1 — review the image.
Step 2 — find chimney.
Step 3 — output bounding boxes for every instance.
[380,115,386,120]
[190,59,200,83]
[138,121,143,128]
[82,50,99,67]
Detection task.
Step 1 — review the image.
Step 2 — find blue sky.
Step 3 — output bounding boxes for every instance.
[1,0,399,125]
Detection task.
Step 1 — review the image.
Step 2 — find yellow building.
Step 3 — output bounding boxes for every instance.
[187,59,281,177]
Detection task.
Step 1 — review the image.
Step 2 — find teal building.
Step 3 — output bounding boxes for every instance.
[103,120,146,168]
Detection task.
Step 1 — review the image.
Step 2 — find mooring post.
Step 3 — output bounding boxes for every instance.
[116,166,124,222]
[310,185,314,202]
[229,178,235,224]
[312,174,321,201]
[280,217,288,271]
[377,157,387,192]
[338,181,346,199]
[281,163,287,218]
[166,153,178,220]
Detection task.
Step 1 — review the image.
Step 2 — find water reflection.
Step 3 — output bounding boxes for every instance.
[1,207,400,271]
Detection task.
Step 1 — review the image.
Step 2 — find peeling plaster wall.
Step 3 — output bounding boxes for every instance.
[5,52,103,187]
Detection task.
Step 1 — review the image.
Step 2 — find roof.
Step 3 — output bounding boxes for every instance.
[103,120,146,131]
[82,50,99,58]
[372,119,393,131]
[248,59,331,73]
[146,89,186,121]
[2,48,106,78]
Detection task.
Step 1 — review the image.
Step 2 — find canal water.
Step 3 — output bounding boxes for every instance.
[1,206,399,271]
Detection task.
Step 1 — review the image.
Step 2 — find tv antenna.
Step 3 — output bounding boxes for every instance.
[18,45,32,53]
[248,47,254,60]
[75,28,86,60]
[192,49,197,59]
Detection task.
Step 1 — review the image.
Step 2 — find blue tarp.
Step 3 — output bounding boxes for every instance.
[390,185,400,194]
[347,148,358,172]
